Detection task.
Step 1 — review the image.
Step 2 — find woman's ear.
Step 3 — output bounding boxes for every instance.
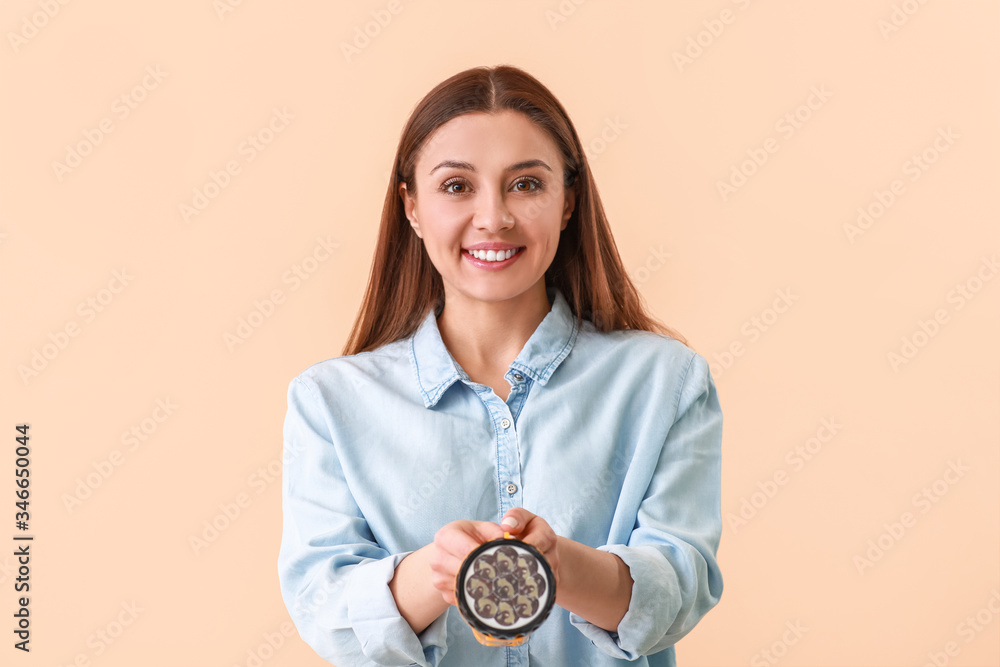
[399,182,422,238]
[561,185,576,230]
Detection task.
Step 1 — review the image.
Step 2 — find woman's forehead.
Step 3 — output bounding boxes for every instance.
[417,111,560,173]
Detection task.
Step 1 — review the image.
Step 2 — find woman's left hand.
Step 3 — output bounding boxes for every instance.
[499,507,561,589]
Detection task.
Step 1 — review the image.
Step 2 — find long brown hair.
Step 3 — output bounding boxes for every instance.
[341,64,689,357]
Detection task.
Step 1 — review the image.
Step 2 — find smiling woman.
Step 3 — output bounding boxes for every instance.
[278,64,725,667]
[401,111,571,311]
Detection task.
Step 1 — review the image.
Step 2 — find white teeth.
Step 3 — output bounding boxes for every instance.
[470,248,520,262]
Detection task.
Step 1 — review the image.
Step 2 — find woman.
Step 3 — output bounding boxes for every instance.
[278,65,723,666]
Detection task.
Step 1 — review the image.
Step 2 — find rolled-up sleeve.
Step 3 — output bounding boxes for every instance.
[277,375,450,666]
[569,351,724,659]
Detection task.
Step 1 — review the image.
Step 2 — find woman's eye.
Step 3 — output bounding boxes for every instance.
[440,176,543,196]
[513,177,542,192]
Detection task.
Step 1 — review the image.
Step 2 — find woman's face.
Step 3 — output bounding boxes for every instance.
[400,110,575,308]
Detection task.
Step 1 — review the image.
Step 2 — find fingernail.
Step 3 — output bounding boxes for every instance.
[501,517,519,529]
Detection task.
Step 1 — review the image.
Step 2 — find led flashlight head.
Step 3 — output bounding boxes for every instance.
[454,534,556,647]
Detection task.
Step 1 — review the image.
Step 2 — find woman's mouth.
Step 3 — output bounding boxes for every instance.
[465,247,523,262]
[463,247,525,269]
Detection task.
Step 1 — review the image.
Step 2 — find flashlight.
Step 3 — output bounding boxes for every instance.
[454,533,557,647]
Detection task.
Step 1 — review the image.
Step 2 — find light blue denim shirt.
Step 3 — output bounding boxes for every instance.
[278,285,724,666]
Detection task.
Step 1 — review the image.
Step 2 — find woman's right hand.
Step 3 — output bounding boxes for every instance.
[428,520,506,606]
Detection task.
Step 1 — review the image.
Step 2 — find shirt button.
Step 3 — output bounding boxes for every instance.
[501,418,511,429]
[505,482,518,495]
[513,373,523,381]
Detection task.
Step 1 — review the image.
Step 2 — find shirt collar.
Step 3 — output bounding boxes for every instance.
[409,285,580,408]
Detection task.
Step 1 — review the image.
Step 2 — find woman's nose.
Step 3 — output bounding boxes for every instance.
[474,188,514,231]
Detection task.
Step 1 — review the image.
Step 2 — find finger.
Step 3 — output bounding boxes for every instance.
[500,507,535,534]
[429,570,451,593]
[435,586,458,606]
[436,521,504,559]
[469,520,506,543]
[507,513,558,554]
[522,532,556,556]
[429,549,465,580]
[435,526,481,559]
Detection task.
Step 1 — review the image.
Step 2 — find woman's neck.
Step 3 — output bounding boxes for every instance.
[436,283,551,372]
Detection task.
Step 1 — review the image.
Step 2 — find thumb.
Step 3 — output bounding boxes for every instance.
[471,520,506,543]
[500,507,535,535]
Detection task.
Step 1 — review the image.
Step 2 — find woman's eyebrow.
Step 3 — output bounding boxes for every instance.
[429,159,553,175]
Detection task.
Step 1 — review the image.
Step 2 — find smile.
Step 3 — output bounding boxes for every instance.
[462,247,525,270]
[465,247,523,262]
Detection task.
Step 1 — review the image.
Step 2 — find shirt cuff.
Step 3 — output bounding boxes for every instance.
[346,551,450,666]
[568,544,679,660]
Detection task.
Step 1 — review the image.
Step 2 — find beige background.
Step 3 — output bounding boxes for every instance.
[2,1,998,665]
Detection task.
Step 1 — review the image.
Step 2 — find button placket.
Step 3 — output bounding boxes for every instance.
[504,373,520,403]
[506,642,529,666]
[484,393,522,519]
